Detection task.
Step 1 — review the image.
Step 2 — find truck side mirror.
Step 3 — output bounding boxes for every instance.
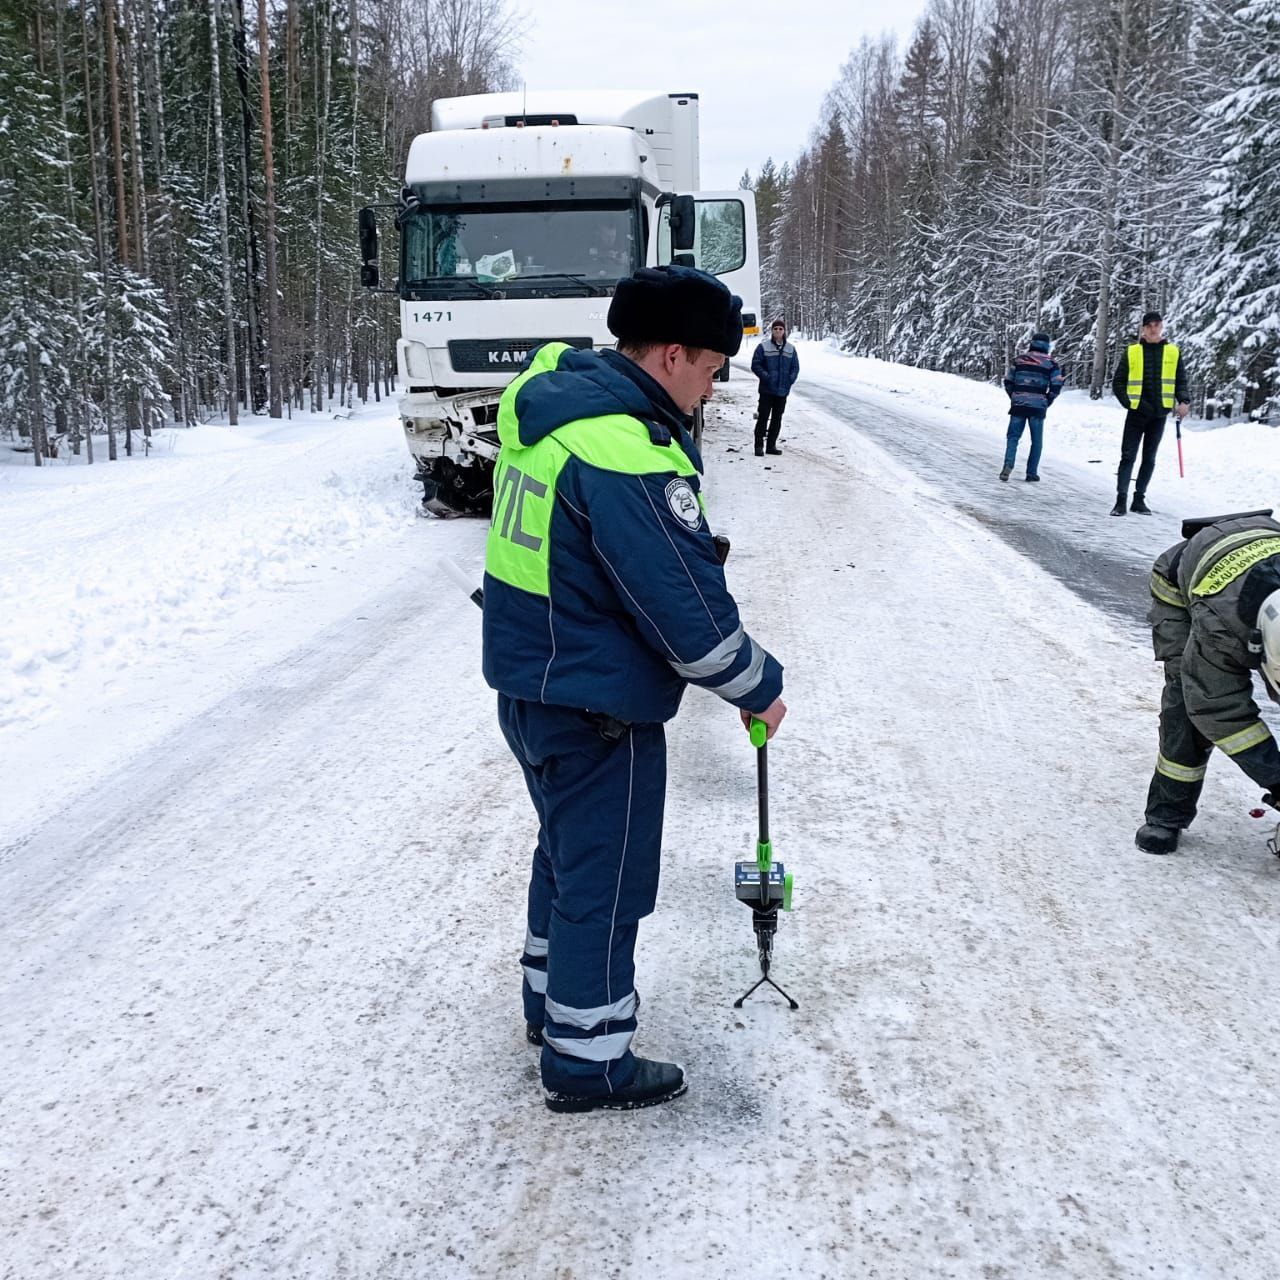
[358,207,379,288]
[668,195,696,252]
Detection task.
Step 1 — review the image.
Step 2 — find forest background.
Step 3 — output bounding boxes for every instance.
[2,0,1276,469]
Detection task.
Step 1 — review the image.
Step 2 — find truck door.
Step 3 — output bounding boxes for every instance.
[656,191,761,338]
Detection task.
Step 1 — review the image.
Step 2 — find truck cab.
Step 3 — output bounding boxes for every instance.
[360,90,760,515]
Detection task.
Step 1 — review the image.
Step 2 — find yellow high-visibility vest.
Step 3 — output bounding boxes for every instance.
[1126,342,1180,410]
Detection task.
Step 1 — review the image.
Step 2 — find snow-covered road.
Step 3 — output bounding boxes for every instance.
[4,384,1280,1279]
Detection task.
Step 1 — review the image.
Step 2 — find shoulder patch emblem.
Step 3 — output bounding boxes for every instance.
[664,477,702,531]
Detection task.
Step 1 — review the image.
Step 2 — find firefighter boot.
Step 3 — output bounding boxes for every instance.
[1135,823,1180,855]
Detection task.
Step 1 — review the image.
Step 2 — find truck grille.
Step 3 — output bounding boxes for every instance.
[448,337,593,373]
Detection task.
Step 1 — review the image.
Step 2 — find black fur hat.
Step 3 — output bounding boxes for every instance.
[607,265,744,357]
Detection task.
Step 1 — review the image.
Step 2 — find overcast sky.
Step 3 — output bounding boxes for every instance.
[518,0,929,190]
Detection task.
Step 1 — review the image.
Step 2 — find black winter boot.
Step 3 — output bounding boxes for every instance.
[544,1058,687,1113]
[1131,494,1152,514]
[999,466,1011,481]
[1110,495,1127,516]
[1135,823,1180,855]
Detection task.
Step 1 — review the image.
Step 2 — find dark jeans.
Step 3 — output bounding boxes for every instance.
[1117,411,1167,497]
[755,393,786,449]
[1003,413,1044,476]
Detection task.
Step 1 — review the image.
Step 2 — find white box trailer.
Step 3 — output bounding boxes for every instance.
[358,89,761,516]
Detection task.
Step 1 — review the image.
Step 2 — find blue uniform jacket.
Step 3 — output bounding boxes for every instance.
[751,338,800,397]
[482,347,784,724]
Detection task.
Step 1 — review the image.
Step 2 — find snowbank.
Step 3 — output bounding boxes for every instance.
[793,338,1280,509]
[0,406,418,731]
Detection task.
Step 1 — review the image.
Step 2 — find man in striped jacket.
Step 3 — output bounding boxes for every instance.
[1138,511,1280,854]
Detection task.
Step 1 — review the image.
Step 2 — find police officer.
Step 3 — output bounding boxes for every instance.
[482,265,787,1112]
[1138,510,1280,854]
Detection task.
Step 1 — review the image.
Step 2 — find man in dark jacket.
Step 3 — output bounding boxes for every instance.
[1110,311,1191,516]
[750,320,800,455]
[1000,331,1064,482]
[483,265,786,1113]
[1137,511,1280,853]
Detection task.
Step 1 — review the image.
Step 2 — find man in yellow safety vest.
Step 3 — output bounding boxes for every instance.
[1110,310,1190,516]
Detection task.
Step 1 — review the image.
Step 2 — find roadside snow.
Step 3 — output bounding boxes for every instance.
[793,338,1280,508]
[0,406,418,734]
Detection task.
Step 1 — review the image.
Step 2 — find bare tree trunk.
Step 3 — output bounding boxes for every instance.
[232,0,264,411]
[342,0,359,409]
[311,0,333,412]
[259,0,282,418]
[26,340,47,466]
[55,0,88,458]
[144,0,193,426]
[123,0,148,275]
[85,0,116,460]
[103,0,131,265]
[209,0,239,424]
[1089,0,1131,400]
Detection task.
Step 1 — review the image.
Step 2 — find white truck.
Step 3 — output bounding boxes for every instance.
[358,89,761,515]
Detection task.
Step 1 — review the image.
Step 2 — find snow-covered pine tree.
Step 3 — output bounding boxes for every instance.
[1179,0,1280,419]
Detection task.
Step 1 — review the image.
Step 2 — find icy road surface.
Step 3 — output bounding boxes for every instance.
[3,385,1280,1279]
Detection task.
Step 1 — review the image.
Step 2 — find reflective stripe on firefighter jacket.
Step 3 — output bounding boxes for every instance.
[1148,514,1280,786]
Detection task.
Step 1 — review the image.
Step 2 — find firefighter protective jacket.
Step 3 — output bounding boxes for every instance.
[482,343,783,724]
[1149,514,1280,787]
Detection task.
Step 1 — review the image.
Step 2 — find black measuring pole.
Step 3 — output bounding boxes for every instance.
[757,738,770,905]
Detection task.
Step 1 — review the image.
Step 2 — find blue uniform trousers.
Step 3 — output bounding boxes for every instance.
[498,695,666,1097]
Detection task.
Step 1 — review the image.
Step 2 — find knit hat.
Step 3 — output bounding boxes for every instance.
[1030,331,1052,352]
[607,266,744,357]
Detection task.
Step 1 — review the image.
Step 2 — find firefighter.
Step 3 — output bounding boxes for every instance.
[1138,510,1280,854]
[482,265,786,1112]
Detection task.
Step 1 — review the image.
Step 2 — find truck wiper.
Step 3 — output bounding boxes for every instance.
[439,276,499,297]
[522,273,609,297]
[408,275,497,298]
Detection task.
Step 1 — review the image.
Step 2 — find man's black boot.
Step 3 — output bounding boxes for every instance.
[544,1058,687,1113]
[1135,823,1179,855]
[1110,495,1127,516]
[1131,494,1152,514]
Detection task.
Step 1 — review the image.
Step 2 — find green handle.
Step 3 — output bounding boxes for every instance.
[783,871,794,912]
[749,718,767,749]
[756,838,772,875]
